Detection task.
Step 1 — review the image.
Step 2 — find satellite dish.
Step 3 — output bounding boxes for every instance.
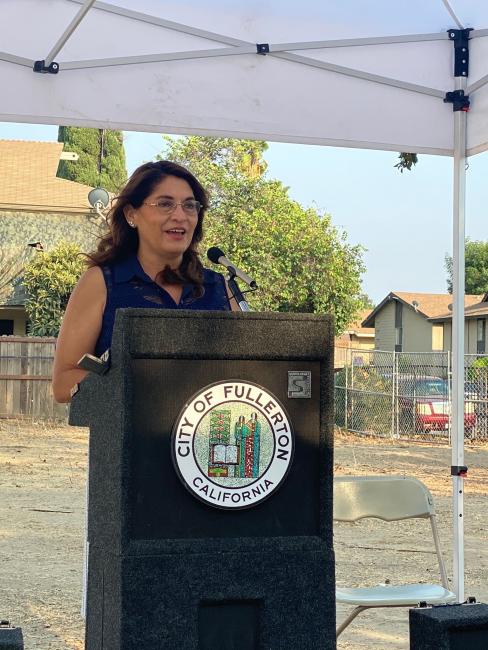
[88,187,110,210]
[412,300,419,311]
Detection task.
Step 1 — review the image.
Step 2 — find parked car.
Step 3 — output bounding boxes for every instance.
[464,380,488,439]
[398,375,475,434]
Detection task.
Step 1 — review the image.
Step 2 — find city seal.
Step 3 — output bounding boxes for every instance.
[171,380,294,509]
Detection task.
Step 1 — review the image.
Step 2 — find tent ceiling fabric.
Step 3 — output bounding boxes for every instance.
[1,0,488,155]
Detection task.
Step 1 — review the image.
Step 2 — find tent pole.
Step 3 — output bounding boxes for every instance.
[451,75,467,603]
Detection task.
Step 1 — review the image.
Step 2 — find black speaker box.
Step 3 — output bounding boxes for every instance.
[410,603,488,649]
[0,621,23,650]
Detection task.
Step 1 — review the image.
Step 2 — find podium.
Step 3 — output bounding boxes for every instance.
[70,309,336,649]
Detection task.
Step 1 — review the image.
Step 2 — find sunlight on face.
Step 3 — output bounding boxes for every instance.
[134,175,199,263]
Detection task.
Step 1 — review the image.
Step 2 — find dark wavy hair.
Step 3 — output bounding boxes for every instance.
[87,160,208,292]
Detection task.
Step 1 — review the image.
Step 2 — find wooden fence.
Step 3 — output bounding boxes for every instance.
[0,335,355,420]
[0,336,68,420]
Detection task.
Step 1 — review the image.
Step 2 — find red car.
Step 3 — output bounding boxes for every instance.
[398,376,475,434]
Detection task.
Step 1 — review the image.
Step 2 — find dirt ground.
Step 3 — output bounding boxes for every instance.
[0,421,487,650]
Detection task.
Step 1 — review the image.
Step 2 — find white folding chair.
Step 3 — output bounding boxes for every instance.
[334,475,456,638]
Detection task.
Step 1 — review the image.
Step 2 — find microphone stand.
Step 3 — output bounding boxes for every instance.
[227,268,251,312]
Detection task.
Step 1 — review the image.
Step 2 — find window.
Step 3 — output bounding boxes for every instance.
[0,319,14,335]
[477,319,486,354]
[432,324,444,351]
[395,301,403,352]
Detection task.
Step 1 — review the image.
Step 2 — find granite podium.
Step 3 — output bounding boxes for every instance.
[69,309,336,649]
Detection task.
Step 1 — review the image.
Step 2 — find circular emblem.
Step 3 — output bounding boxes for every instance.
[171,380,294,509]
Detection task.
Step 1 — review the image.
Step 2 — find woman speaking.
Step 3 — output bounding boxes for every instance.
[52,160,237,403]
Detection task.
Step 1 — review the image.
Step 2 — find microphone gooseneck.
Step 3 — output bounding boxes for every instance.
[206,247,257,290]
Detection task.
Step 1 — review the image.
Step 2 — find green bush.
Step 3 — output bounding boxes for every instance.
[335,366,393,435]
[23,242,86,337]
[467,356,488,382]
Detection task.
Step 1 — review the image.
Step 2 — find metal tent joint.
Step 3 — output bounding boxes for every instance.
[256,43,270,55]
[444,89,470,112]
[451,465,468,477]
[447,28,473,77]
[33,60,59,74]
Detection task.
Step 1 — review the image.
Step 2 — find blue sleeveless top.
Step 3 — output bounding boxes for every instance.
[94,254,230,355]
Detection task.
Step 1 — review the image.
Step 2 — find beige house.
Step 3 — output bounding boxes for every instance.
[363,291,483,353]
[430,295,488,354]
[336,309,375,349]
[334,309,374,369]
[0,140,100,335]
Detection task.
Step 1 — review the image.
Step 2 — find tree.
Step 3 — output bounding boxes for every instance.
[57,127,127,192]
[445,239,488,294]
[358,292,375,310]
[0,245,31,304]
[23,242,86,336]
[162,136,366,333]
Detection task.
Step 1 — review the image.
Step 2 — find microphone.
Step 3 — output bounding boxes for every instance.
[207,247,257,289]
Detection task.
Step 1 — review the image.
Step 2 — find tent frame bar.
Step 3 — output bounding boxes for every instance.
[467,73,488,94]
[66,0,488,42]
[0,51,32,67]
[5,0,485,103]
[69,0,488,45]
[67,0,455,47]
[44,0,96,66]
[263,52,446,98]
[66,0,245,46]
[6,0,446,100]
[58,45,445,98]
[442,0,465,29]
[273,34,450,48]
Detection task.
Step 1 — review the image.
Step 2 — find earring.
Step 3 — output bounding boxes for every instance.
[128,221,136,228]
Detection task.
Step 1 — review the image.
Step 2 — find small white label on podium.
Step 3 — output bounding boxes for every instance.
[288,371,312,398]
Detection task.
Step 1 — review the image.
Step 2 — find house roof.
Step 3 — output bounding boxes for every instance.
[0,140,94,212]
[344,309,375,337]
[336,308,375,345]
[430,297,488,321]
[363,291,483,327]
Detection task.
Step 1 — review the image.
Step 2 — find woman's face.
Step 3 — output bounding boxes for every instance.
[128,175,200,263]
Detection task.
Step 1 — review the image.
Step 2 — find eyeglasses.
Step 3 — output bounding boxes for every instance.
[143,199,202,215]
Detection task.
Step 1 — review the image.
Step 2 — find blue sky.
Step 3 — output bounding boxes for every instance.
[1,121,487,304]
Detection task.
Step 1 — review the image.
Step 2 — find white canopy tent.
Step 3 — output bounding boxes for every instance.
[2,0,488,602]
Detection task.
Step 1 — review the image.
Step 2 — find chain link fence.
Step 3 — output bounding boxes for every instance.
[335,349,488,441]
